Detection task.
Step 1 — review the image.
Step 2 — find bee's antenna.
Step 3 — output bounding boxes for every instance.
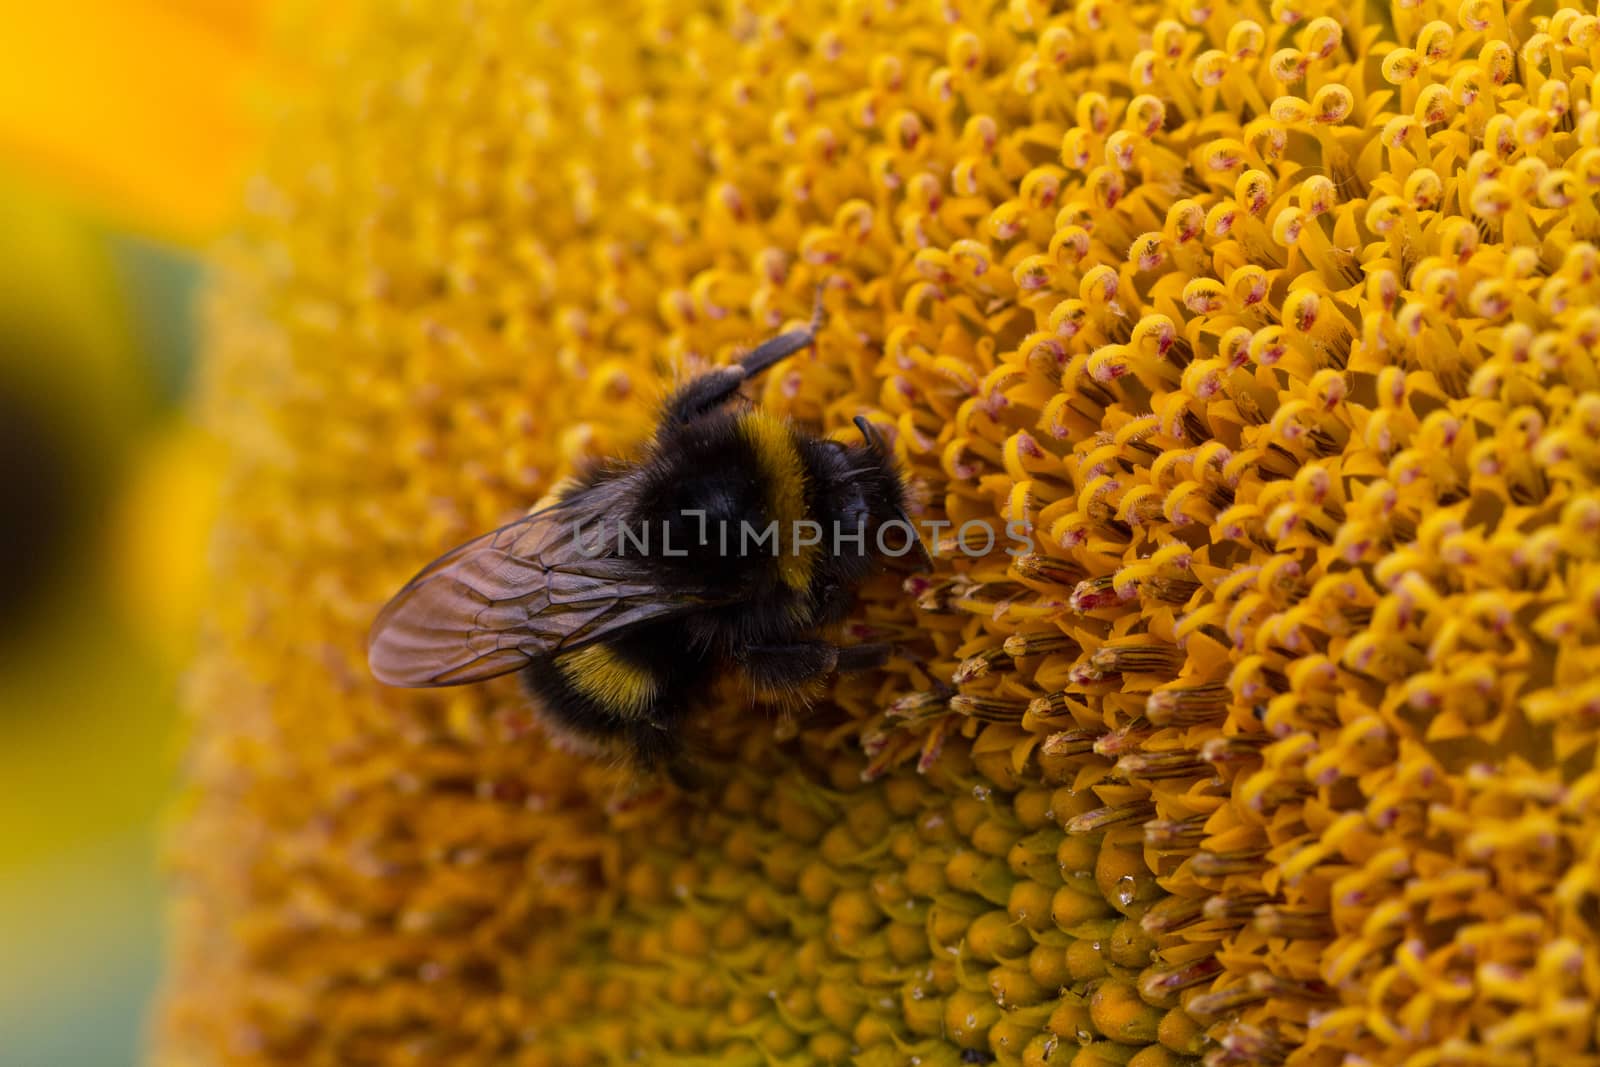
[664,291,829,426]
[852,414,887,454]
[726,290,829,382]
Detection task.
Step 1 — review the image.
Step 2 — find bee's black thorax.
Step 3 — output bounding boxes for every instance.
[609,406,911,648]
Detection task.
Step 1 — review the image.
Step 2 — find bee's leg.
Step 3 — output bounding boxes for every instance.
[660,295,826,426]
[624,719,683,775]
[810,579,857,627]
[737,641,839,696]
[834,642,893,672]
[739,638,894,690]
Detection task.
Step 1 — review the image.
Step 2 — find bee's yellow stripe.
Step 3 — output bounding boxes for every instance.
[557,645,659,717]
[737,411,815,591]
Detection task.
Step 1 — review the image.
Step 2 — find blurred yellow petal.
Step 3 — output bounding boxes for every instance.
[0,175,166,870]
[113,420,222,665]
[0,1,351,242]
[0,90,217,1067]
[0,173,143,432]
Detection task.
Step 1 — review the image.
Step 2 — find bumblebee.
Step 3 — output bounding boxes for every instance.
[367,305,927,777]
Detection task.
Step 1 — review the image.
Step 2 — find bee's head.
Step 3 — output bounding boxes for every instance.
[848,415,932,572]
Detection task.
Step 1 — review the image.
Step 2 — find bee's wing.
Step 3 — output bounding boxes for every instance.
[367,484,707,687]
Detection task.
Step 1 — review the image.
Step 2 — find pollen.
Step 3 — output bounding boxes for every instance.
[160,0,1600,1065]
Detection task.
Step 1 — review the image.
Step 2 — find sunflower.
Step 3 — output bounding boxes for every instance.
[158,0,1600,1065]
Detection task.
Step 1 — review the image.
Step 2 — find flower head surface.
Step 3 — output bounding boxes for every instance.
[163,0,1600,1065]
